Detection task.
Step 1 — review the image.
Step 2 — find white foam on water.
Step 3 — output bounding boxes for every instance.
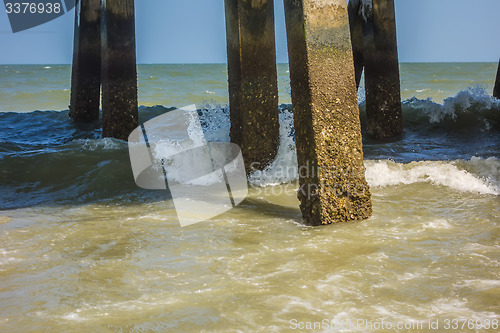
[365,159,499,195]
[149,106,217,186]
[244,108,499,194]
[77,138,124,151]
[457,279,500,291]
[442,86,498,117]
[155,145,225,186]
[0,249,20,266]
[421,219,454,230]
[460,157,500,189]
[58,296,181,322]
[198,103,231,143]
[248,110,297,186]
[152,105,498,196]
[186,108,207,148]
[409,86,500,123]
[61,312,86,322]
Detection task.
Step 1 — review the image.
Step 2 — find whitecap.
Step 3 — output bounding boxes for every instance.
[246,107,499,195]
[407,86,500,123]
[364,160,499,195]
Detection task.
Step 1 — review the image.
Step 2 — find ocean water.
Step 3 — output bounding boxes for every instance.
[0,63,499,332]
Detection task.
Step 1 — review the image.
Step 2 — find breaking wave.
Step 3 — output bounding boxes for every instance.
[0,88,498,209]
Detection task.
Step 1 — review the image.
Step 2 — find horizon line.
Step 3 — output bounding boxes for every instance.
[0,61,498,66]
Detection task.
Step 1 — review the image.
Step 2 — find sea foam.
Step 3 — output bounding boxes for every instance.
[184,98,498,194]
[364,159,499,195]
[402,86,500,129]
[242,102,499,195]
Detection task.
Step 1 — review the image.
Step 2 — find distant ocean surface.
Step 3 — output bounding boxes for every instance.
[0,63,499,331]
[1,63,499,111]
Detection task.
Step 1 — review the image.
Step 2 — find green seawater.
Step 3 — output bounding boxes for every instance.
[0,63,498,112]
[0,63,499,332]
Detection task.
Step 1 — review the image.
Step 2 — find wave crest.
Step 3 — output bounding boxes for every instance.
[401,86,500,130]
[365,158,499,195]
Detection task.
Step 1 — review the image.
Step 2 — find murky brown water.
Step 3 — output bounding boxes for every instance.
[1,63,499,331]
[1,180,499,332]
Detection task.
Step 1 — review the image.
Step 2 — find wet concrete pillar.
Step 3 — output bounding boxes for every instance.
[348,0,364,90]
[224,0,280,174]
[283,0,372,225]
[101,0,138,140]
[363,0,403,139]
[494,59,500,99]
[70,0,101,122]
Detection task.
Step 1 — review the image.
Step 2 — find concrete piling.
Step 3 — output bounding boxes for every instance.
[362,0,403,139]
[224,0,280,174]
[494,59,500,99]
[284,0,372,225]
[101,0,138,140]
[70,0,101,122]
[348,0,364,90]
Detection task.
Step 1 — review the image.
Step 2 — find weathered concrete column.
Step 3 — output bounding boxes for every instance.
[363,0,403,139]
[284,0,372,225]
[101,0,138,140]
[348,0,364,90]
[494,58,500,99]
[224,0,280,174]
[70,0,101,122]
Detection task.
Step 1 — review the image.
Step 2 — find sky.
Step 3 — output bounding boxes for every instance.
[0,0,499,64]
